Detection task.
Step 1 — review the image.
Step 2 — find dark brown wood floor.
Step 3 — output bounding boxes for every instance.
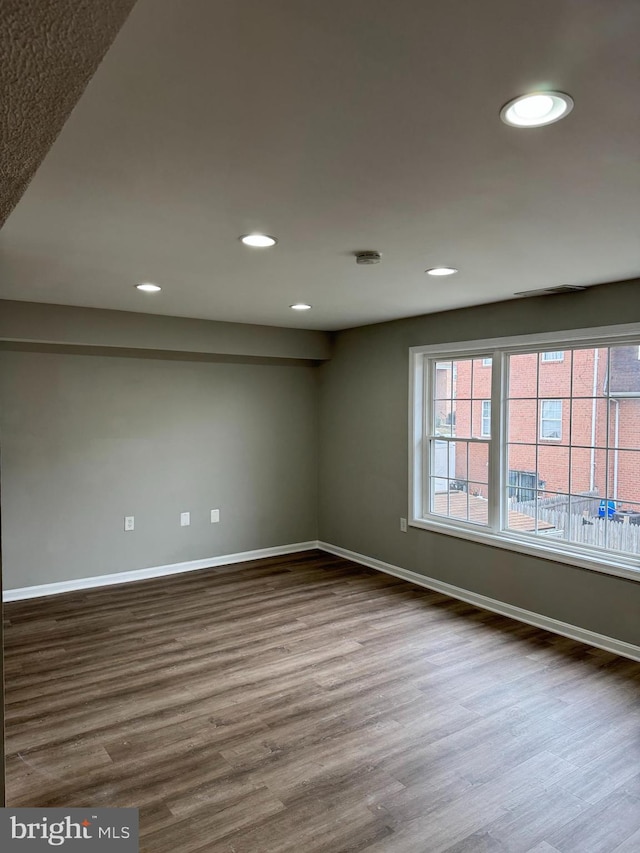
[4,550,640,852]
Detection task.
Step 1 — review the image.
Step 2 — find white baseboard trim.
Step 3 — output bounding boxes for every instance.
[318,541,640,662]
[3,541,320,602]
[6,540,638,662]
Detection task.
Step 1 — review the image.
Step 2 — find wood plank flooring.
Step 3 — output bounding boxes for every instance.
[4,550,640,852]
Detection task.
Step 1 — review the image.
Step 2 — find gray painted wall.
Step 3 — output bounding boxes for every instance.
[1,278,639,646]
[0,498,4,805]
[318,279,640,646]
[0,300,331,361]
[0,348,318,589]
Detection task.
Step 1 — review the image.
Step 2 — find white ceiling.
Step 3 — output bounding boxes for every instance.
[1,0,639,331]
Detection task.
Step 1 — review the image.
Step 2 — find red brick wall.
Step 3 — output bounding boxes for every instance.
[607,399,640,509]
[444,348,640,508]
[451,359,490,495]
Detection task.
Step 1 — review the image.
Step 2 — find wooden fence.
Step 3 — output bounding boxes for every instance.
[509,499,640,555]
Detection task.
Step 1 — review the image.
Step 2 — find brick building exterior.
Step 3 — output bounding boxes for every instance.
[436,346,640,514]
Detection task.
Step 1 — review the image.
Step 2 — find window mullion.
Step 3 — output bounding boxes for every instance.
[421,355,431,518]
[488,350,504,532]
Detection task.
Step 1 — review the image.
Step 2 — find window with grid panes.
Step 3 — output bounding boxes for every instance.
[410,330,640,579]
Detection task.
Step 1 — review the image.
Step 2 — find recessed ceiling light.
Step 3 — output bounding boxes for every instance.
[240,233,278,248]
[135,282,162,292]
[290,303,312,311]
[426,267,458,276]
[500,91,573,127]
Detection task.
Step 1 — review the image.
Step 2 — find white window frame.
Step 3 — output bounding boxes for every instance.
[539,399,563,440]
[409,322,640,582]
[481,400,491,437]
[541,351,564,362]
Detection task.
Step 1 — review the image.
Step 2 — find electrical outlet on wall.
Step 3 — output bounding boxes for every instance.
[400,517,408,532]
[180,512,190,527]
[210,509,220,523]
[124,516,135,532]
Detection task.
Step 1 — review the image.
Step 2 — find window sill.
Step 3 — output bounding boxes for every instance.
[409,516,640,582]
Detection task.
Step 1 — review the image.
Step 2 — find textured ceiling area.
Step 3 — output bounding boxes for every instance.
[1,0,639,330]
[0,0,137,227]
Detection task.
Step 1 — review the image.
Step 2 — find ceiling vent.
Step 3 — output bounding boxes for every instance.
[514,285,588,297]
[355,250,381,265]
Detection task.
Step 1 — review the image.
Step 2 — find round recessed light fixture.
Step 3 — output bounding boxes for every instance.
[290,303,312,311]
[240,233,278,248]
[135,282,162,292]
[426,267,458,277]
[500,91,573,127]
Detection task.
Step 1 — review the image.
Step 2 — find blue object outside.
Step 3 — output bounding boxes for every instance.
[598,499,616,518]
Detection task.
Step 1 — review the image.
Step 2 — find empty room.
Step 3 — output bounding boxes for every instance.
[1,1,639,851]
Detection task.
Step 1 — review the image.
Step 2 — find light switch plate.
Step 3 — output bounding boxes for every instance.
[180,512,190,527]
[211,509,220,523]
